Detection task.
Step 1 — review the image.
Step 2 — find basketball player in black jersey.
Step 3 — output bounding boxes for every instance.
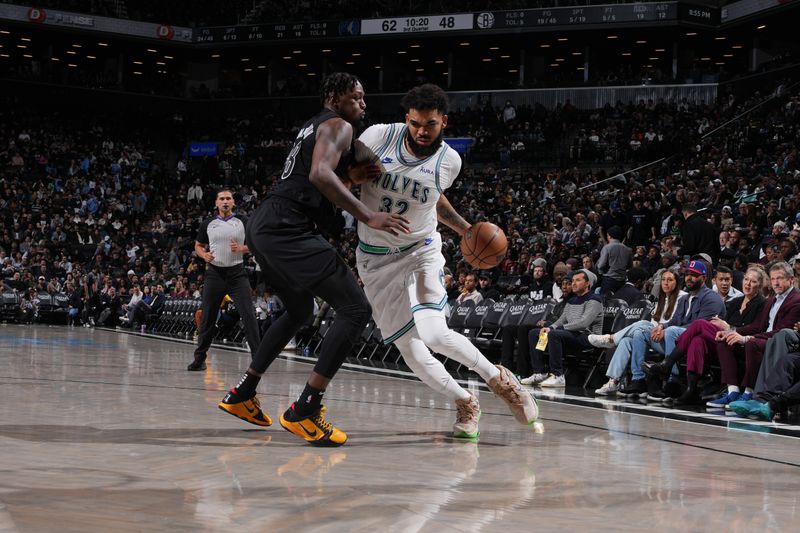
[218,72,409,446]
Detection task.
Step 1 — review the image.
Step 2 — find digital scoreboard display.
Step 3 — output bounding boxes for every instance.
[360,13,474,35]
[195,20,359,43]
[474,3,679,30]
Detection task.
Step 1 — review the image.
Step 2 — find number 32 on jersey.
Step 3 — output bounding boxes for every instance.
[379,196,409,215]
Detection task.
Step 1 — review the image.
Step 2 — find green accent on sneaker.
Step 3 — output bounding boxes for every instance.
[453,410,482,439]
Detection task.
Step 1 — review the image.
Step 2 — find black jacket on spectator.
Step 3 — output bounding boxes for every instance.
[725,294,765,329]
[681,213,720,264]
[629,208,655,246]
[610,283,644,306]
[480,287,501,301]
[528,278,553,301]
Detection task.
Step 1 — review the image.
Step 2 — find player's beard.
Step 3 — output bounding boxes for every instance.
[405,129,443,158]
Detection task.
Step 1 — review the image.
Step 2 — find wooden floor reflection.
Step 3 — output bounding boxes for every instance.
[0,324,798,532]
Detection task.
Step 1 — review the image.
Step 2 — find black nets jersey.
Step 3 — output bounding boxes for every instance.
[268,109,354,232]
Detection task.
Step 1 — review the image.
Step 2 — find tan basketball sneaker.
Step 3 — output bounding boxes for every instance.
[453,393,481,439]
[488,365,540,425]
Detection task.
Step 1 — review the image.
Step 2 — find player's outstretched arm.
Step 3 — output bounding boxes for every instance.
[311,119,409,235]
[436,194,471,237]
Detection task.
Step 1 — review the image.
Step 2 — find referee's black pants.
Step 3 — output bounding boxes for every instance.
[245,198,371,379]
[193,263,261,362]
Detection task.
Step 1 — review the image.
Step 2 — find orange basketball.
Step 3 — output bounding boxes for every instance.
[460,222,508,269]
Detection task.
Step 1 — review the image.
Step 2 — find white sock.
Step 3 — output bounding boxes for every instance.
[728,385,740,393]
[745,387,754,394]
[414,313,500,383]
[394,334,471,401]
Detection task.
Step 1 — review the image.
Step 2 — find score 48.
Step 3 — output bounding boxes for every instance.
[380,16,457,32]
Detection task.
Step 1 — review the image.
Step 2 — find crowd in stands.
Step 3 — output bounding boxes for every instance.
[2,72,800,418]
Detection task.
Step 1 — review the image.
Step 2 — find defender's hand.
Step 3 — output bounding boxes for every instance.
[366,212,411,236]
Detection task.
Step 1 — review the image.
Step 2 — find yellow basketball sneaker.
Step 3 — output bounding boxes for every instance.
[218,389,273,427]
[279,403,347,447]
[488,365,541,426]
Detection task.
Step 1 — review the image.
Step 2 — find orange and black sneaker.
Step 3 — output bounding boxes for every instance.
[279,403,347,447]
[218,389,272,427]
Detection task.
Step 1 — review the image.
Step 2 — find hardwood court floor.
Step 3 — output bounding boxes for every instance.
[0,324,799,532]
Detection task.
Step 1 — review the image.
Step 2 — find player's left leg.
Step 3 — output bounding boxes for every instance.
[394,332,481,438]
[413,310,539,425]
[410,245,541,427]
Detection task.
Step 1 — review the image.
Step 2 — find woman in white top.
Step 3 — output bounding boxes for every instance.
[593,269,686,395]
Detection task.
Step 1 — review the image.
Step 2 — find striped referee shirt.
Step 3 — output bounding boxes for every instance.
[196,214,248,268]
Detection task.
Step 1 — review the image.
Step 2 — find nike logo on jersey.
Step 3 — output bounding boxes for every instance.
[381,157,393,164]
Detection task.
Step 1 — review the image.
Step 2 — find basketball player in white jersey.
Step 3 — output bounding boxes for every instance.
[352,84,540,438]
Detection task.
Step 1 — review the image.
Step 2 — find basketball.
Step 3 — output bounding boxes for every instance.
[460,222,508,269]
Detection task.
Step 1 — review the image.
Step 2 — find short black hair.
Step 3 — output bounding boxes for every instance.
[400,83,449,114]
[607,225,623,240]
[626,267,648,283]
[683,204,698,214]
[715,265,733,277]
[320,72,362,105]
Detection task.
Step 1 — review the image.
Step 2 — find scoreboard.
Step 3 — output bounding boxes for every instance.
[195,19,360,43]
[474,3,678,30]
[360,14,473,35]
[192,2,720,44]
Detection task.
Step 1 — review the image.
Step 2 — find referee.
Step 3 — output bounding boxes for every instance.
[187,188,260,371]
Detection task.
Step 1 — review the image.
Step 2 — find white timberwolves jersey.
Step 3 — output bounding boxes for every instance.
[357,123,462,250]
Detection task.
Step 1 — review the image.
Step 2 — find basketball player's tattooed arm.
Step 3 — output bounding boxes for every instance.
[311,119,410,235]
[436,194,471,237]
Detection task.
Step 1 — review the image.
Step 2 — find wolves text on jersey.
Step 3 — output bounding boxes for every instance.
[370,172,431,203]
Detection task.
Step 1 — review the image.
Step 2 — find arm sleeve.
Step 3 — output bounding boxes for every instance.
[561,300,603,331]
[596,246,609,272]
[665,295,687,328]
[196,219,210,245]
[737,305,770,336]
[681,225,696,256]
[696,293,727,321]
[549,309,567,329]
